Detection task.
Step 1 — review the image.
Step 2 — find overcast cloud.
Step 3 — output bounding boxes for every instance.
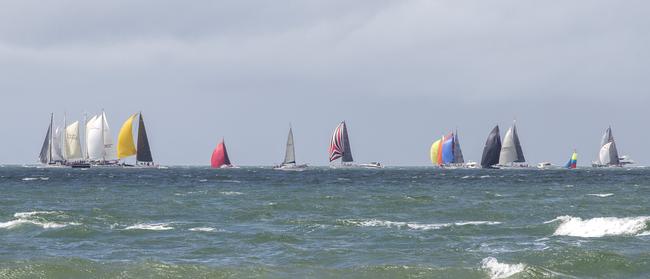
[1,0,649,166]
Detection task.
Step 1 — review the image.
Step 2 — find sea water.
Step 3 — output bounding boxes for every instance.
[1,166,650,278]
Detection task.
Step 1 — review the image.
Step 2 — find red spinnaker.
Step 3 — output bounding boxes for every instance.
[211,140,231,168]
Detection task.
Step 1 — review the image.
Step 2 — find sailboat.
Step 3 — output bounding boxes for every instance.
[498,121,528,168]
[565,150,578,169]
[86,111,118,166]
[211,139,234,168]
[39,113,62,166]
[480,125,502,168]
[64,117,90,168]
[592,127,632,167]
[274,126,307,171]
[328,121,381,168]
[430,132,466,168]
[117,113,156,167]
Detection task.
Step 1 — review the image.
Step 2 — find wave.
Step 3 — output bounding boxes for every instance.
[0,211,74,230]
[188,227,217,232]
[587,193,614,197]
[340,219,501,231]
[220,191,243,196]
[481,257,526,279]
[14,211,61,218]
[124,223,174,231]
[548,215,650,237]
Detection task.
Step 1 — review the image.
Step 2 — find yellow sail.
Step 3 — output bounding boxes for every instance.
[430,139,442,165]
[117,114,137,159]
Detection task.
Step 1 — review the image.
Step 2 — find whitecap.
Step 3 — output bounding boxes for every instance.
[124,223,174,231]
[587,193,614,198]
[0,219,71,229]
[481,257,526,279]
[199,179,208,182]
[13,211,60,218]
[189,227,217,232]
[40,177,50,181]
[480,175,491,178]
[21,177,38,181]
[341,219,500,231]
[220,191,243,196]
[549,215,650,237]
[636,231,650,236]
[461,175,472,179]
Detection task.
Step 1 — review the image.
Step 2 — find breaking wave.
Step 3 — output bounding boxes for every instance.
[481,257,526,279]
[189,227,218,232]
[340,219,501,231]
[548,216,650,237]
[124,223,174,231]
[587,193,614,198]
[0,211,74,229]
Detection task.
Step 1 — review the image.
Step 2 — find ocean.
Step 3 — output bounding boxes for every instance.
[1,165,650,278]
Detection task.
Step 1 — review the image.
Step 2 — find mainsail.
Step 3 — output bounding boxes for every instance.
[101,112,116,160]
[136,114,153,163]
[211,139,231,168]
[86,115,104,160]
[329,122,353,163]
[65,121,83,161]
[51,127,64,161]
[481,125,502,168]
[499,122,525,165]
[283,127,296,165]
[597,127,620,166]
[565,151,578,169]
[453,132,465,164]
[441,134,454,164]
[39,118,52,164]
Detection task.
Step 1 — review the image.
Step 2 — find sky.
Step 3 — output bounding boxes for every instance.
[1,0,649,166]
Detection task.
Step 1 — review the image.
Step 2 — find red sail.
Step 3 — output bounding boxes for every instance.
[328,123,344,162]
[211,140,231,168]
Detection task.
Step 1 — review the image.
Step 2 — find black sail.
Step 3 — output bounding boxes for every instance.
[222,141,232,165]
[136,114,154,163]
[481,125,502,168]
[341,122,354,163]
[453,132,465,164]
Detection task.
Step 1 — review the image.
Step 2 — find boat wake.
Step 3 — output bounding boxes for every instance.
[547,215,650,237]
[0,211,75,230]
[481,257,526,279]
[339,219,501,231]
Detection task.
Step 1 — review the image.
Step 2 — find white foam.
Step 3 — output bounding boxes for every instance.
[461,175,471,179]
[0,219,70,229]
[199,179,208,182]
[549,215,650,237]
[636,231,650,236]
[220,191,243,196]
[481,257,526,279]
[21,177,38,181]
[587,193,614,198]
[13,211,60,218]
[189,227,217,232]
[480,175,491,178]
[124,223,174,231]
[342,219,500,231]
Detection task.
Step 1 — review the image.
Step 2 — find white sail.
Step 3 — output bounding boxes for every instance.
[101,112,116,160]
[65,121,83,160]
[51,127,64,161]
[86,115,104,160]
[499,127,516,165]
[599,142,614,165]
[283,127,296,165]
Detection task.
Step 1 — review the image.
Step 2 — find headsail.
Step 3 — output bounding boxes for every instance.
[211,139,231,168]
[565,151,578,169]
[283,127,296,165]
[136,114,154,163]
[117,114,137,159]
[481,125,502,168]
[441,134,455,164]
[499,122,525,165]
[65,121,83,160]
[329,122,353,163]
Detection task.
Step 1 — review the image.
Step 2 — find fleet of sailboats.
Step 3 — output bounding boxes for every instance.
[39,113,639,169]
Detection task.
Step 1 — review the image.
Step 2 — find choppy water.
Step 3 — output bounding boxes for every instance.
[1,166,650,278]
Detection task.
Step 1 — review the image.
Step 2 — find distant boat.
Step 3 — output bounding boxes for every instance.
[592,127,632,167]
[39,113,57,165]
[498,121,527,167]
[430,131,465,167]
[329,121,381,168]
[565,151,578,169]
[480,125,502,168]
[117,113,155,167]
[211,139,233,168]
[274,126,307,171]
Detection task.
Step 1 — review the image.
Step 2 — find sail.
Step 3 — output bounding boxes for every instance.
[441,134,455,164]
[283,127,296,165]
[117,114,137,159]
[329,122,354,163]
[499,123,525,165]
[481,125,502,168]
[565,151,578,169]
[39,124,52,164]
[65,121,83,160]
[598,127,619,166]
[211,140,231,168]
[86,115,104,160]
[453,132,465,164]
[430,138,442,165]
[51,127,64,161]
[102,112,116,160]
[136,114,154,163]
